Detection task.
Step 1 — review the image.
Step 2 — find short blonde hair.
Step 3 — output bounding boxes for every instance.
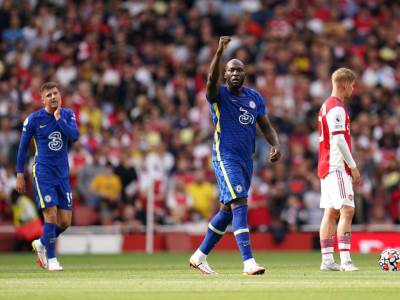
[331,68,356,83]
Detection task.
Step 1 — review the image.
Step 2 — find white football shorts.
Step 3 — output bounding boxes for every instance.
[320,170,354,209]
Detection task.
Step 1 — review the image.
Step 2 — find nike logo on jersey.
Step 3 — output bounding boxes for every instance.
[39,124,48,128]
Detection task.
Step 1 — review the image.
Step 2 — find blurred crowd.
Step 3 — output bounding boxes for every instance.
[0,0,399,235]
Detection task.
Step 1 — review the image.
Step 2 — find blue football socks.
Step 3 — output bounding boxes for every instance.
[232,204,253,261]
[40,222,57,259]
[199,209,233,255]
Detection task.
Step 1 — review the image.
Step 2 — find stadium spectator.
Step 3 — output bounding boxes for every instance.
[89,162,122,208]
[281,194,308,232]
[10,189,43,251]
[114,150,139,204]
[186,169,217,220]
[166,177,194,224]
[77,149,107,205]
[248,183,270,231]
[368,204,394,226]
[303,175,323,226]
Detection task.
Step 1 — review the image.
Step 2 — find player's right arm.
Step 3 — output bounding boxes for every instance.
[206,36,231,101]
[54,99,80,142]
[326,107,361,184]
[57,109,80,142]
[16,115,35,193]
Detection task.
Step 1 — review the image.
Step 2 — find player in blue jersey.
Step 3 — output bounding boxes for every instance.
[189,36,281,275]
[16,82,80,271]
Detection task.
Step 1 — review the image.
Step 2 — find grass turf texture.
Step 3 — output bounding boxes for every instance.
[0,252,399,300]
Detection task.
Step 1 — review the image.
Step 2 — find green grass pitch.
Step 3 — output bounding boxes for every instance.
[0,252,399,300]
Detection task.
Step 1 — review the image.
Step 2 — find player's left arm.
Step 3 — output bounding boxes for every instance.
[333,134,361,184]
[257,115,281,163]
[56,109,80,142]
[326,107,360,184]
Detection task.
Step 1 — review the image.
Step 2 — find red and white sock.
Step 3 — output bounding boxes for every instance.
[320,239,335,263]
[338,235,351,263]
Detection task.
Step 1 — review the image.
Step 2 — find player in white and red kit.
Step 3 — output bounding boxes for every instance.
[318,68,361,272]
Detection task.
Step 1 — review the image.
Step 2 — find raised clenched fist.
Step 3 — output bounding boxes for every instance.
[218,36,231,53]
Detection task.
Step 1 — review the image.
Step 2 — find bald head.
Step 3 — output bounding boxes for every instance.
[226,59,244,71]
[224,59,245,90]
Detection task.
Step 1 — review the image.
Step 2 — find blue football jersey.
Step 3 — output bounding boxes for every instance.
[208,85,266,162]
[16,108,80,181]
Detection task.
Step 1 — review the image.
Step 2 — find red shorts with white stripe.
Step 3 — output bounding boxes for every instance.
[320,170,354,209]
